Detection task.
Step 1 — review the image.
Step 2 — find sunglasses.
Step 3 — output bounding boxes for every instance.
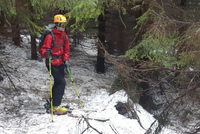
[57,23,66,28]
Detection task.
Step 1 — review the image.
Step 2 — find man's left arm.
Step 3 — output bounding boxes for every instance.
[63,35,70,62]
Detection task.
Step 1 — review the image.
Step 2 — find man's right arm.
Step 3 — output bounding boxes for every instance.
[39,34,53,58]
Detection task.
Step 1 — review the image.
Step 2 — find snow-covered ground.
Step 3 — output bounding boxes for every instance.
[0,35,176,134]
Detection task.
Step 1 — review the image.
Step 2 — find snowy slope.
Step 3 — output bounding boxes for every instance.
[0,36,175,134]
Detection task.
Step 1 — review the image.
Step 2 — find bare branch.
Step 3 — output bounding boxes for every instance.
[150,10,200,25]
[81,115,102,134]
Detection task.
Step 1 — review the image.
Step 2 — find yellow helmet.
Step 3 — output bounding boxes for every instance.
[54,14,67,23]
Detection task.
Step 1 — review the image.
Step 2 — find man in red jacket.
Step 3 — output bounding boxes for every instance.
[39,14,70,114]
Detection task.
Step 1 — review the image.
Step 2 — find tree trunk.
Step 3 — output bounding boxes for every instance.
[0,11,5,27]
[29,0,37,60]
[11,22,21,46]
[180,0,187,6]
[11,0,21,46]
[31,34,37,60]
[96,14,105,73]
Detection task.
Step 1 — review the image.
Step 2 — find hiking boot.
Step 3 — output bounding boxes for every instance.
[61,103,70,109]
[44,102,51,110]
[53,105,68,114]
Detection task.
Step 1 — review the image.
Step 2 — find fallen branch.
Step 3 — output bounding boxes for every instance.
[0,62,17,90]
[81,115,102,134]
[109,123,119,134]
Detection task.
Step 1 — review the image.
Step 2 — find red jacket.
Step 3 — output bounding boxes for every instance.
[39,28,70,66]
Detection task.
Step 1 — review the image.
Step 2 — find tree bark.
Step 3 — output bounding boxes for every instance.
[0,11,5,27]
[96,14,105,73]
[11,22,21,46]
[180,0,187,6]
[29,0,37,60]
[11,0,21,46]
[31,34,37,60]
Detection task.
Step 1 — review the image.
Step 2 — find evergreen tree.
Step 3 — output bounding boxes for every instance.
[0,0,55,59]
[115,0,200,133]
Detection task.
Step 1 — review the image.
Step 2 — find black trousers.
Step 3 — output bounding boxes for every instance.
[47,64,66,106]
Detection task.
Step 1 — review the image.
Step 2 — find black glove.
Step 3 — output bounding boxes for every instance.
[45,49,52,56]
[63,60,70,68]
